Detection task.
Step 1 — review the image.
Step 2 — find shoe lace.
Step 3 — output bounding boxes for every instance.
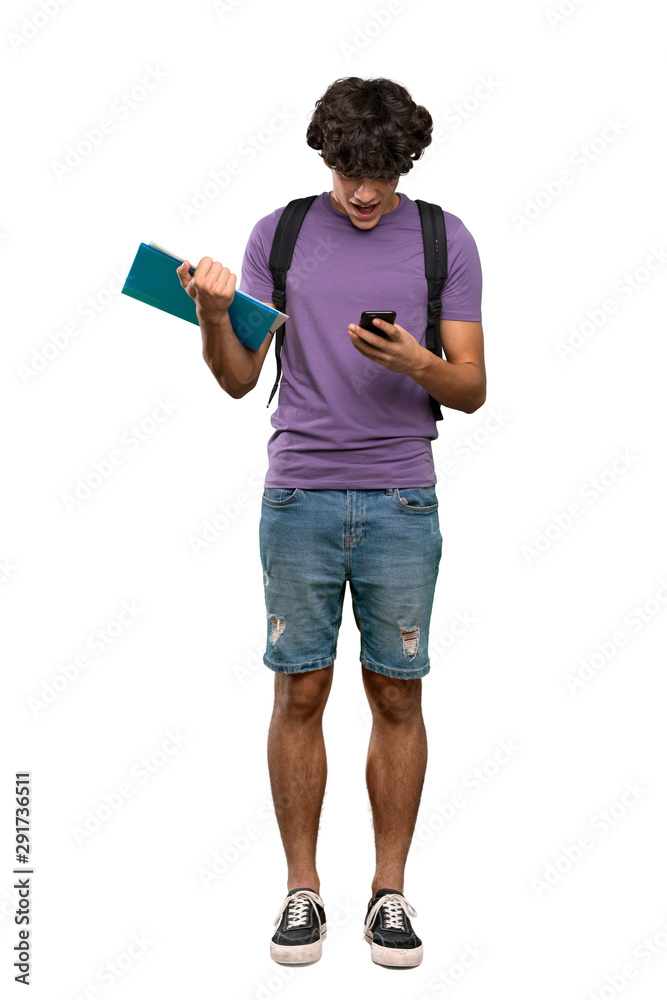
[363,893,417,937]
[273,889,324,931]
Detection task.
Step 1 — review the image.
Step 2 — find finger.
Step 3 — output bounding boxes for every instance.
[176,260,193,289]
[348,329,365,352]
[193,256,214,283]
[348,326,380,355]
[350,322,387,345]
[221,270,236,297]
[210,265,231,294]
[372,318,397,336]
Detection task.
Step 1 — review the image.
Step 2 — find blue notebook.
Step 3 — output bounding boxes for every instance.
[121,241,288,351]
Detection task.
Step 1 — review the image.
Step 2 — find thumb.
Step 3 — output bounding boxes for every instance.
[176,260,195,296]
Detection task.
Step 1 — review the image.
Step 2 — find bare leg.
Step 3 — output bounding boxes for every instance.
[361,666,427,898]
[267,665,334,896]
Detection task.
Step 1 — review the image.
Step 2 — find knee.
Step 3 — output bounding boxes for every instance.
[364,671,422,723]
[274,667,332,721]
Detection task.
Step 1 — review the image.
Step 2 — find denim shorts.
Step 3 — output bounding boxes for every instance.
[258,487,442,679]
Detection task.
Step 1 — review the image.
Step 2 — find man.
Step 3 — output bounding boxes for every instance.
[176,76,485,969]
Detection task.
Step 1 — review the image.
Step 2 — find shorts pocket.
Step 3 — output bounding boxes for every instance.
[262,487,302,506]
[393,486,438,513]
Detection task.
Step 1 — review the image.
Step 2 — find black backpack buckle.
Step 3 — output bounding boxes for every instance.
[427,296,442,321]
[272,286,286,312]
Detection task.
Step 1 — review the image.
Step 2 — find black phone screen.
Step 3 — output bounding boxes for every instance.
[359,310,396,338]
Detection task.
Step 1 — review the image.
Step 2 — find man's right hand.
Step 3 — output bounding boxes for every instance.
[176,257,237,324]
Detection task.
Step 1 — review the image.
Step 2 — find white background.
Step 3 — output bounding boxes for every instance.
[2,0,666,997]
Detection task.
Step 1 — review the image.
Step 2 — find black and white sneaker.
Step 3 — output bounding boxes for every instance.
[270,887,327,964]
[363,888,423,967]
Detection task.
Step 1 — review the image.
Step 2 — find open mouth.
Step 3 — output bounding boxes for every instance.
[353,203,378,217]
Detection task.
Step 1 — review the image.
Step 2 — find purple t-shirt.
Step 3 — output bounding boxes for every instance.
[239,190,482,488]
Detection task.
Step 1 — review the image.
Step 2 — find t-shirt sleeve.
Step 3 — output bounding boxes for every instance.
[440,218,483,322]
[238,212,281,303]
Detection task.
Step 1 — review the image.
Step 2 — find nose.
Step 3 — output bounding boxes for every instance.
[354,179,375,201]
[353,182,377,203]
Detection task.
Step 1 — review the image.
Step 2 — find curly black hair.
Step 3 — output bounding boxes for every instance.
[306,77,433,182]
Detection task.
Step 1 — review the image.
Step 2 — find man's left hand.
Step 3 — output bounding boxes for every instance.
[347,318,424,375]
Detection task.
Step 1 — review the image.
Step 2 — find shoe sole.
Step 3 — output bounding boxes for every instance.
[270,925,327,964]
[364,929,423,967]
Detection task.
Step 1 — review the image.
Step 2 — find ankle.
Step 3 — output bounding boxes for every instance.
[371,876,404,898]
[287,875,321,895]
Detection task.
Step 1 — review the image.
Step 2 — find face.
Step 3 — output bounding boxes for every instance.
[327,165,400,229]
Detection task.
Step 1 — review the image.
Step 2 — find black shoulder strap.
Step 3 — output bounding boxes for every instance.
[415,200,448,422]
[266,195,319,408]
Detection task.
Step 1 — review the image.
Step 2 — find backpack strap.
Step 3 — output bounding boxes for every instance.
[415,200,448,422]
[266,195,319,408]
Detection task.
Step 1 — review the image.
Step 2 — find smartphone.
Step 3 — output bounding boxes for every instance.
[359,310,396,339]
